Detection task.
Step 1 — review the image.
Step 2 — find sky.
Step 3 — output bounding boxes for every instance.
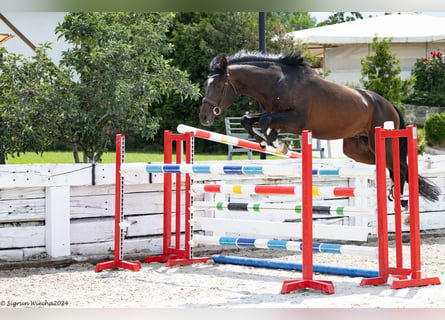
[310,11,445,23]
[2,11,445,64]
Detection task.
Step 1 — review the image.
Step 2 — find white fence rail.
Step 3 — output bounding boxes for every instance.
[0,156,444,262]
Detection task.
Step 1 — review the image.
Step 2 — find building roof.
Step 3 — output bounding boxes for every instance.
[286,14,445,46]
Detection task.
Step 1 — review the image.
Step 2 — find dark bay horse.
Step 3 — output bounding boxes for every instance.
[199,51,440,204]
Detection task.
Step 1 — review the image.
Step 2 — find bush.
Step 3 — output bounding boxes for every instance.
[424,113,445,146]
[417,127,426,154]
[360,36,412,107]
[407,49,445,106]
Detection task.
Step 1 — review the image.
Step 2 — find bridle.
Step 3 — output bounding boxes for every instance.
[202,72,237,116]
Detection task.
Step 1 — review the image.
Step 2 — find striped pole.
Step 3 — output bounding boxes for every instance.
[191,183,374,198]
[211,255,379,278]
[191,235,378,257]
[121,162,375,179]
[140,163,301,176]
[191,201,375,217]
[177,124,302,158]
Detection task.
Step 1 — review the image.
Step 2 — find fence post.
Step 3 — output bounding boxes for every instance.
[45,186,70,257]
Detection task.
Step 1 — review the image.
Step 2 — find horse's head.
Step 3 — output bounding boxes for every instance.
[200,56,237,126]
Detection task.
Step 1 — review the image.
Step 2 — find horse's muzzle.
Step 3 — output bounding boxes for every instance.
[199,109,214,126]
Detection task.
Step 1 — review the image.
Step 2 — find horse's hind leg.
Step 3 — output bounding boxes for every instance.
[343,136,409,221]
[381,137,409,207]
[343,136,376,165]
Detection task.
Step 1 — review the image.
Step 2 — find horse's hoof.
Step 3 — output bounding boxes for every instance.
[387,185,395,202]
[273,139,288,154]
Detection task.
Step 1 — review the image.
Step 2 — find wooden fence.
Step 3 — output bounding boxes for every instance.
[1,156,444,262]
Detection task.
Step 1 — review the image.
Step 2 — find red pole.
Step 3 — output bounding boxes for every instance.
[360,127,389,285]
[145,131,209,266]
[301,130,313,281]
[281,131,334,294]
[175,137,182,250]
[164,131,173,252]
[407,126,421,279]
[375,127,389,278]
[391,136,403,268]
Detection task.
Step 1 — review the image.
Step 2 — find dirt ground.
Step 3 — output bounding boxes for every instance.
[0,236,444,309]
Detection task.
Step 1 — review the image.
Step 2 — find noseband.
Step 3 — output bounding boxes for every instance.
[202,73,237,116]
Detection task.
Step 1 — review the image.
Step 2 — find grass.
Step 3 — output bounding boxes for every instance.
[6,150,271,164]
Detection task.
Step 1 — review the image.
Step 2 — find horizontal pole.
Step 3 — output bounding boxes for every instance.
[177,124,302,159]
[191,201,375,217]
[191,235,377,257]
[211,255,379,278]
[121,163,375,179]
[191,184,375,198]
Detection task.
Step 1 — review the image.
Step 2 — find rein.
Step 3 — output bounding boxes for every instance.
[202,73,237,116]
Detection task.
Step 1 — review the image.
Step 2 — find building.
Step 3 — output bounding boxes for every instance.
[286,13,445,84]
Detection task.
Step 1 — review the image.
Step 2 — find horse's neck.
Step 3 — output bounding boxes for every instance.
[230,65,279,107]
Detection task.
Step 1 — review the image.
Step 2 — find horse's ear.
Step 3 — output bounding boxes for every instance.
[220,56,228,70]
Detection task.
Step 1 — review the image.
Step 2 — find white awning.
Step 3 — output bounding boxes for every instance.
[286,14,445,45]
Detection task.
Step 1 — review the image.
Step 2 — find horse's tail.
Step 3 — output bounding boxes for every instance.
[393,105,441,202]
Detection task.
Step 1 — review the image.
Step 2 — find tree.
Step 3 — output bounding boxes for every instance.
[0,44,68,164]
[317,12,363,26]
[153,12,315,152]
[360,36,412,109]
[274,12,316,31]
[1,13,199,163]
[52,12,199,162]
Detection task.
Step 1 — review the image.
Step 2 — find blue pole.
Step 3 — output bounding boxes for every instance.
[211,255,379,278]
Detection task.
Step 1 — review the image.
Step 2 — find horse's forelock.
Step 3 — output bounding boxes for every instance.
[209,55,226,75]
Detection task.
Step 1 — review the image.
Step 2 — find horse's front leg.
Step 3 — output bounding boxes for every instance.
[240,113,268,144]
[241,113,282,150]
[251,113,294,154]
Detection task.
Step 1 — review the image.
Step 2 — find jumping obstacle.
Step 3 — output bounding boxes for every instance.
[177,124,302,159]
[211,255,380,278]
[360,125,441,289]
[137,128,335,293]
[143,130,210,267]
[99,122,440,293]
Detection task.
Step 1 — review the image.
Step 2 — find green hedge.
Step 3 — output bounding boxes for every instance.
[424,113,445,146]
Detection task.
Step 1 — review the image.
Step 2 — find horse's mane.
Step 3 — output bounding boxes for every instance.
[210,51,309,74]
